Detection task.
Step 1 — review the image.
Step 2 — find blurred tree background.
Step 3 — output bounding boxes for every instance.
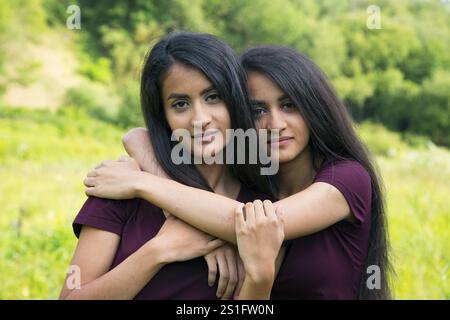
[1,0,449,145]
[0,0,449,299]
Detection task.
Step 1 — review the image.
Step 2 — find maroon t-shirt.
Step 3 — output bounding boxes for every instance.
[73,184,269,300]
[271,159,372,299]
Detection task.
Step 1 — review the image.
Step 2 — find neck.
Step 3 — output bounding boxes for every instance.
[277,146,318,199]
[195,163,240,198]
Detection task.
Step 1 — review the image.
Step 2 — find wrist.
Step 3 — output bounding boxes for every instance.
[134,171,151,198]
[239,276,273,300]
[141,237,169,266]
[245,263,275,284]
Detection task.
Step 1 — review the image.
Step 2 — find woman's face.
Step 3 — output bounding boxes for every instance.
[162,63,231,160]
[247,71,310,164]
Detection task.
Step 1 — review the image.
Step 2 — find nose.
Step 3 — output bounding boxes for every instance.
[191,101,212,130]
[267,108,287,131]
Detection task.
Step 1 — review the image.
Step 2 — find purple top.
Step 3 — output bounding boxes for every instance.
[73,184,269,300]
[271,159,372,299]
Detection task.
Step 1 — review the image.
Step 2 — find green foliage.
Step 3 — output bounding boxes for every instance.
[6,0,447,146]
[412,70,450,146]
[116,81,144,128]
[79,55,113,83]
[0,109,125,299]
[63,81,120,124]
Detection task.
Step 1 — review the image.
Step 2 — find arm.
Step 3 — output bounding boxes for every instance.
[235,201,284,300]
[124,128,243,300]
[60,217,224,300]
[133,173,350,243]
[122,127,169,179]
[88,130,351,244]
[59,226,165,300]
[85,158,350,244]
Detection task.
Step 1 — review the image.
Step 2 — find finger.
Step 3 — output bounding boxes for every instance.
[86,170,97,177]
[234,257,246,299]
[85,187,96,197]
[215,253,229,298]
[207,238,225,251]
[204,255,218,287]
[83,177,96,187]
[95,160,113,169]
[118,155,129,161]
[275,205,284,223]
[244,202,255,226]
[234,204,245,231]
[263,200,276,219]
[253,199,265,223]
[222,251,238,300]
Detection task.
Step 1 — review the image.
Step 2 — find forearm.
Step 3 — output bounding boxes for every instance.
[134,173,351,243]
[237,276,274,300]
[136,172,240,244]
[62,240,165,300]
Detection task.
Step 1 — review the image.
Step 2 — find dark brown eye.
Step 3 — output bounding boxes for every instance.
[172,101,189,110]
[282,102,295,110]
[206,93,221,102]
[253,106,267,117]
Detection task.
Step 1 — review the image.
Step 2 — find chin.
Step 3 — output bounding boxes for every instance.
[278,151,298,164]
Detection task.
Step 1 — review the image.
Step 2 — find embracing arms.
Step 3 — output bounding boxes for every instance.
[86,128,351,244]
[59,217,224,299]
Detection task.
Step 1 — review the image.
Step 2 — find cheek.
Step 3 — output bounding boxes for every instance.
[165,110,190,131]
[255,118,267,130]
[216,104,231,129]
[297,118,310,145]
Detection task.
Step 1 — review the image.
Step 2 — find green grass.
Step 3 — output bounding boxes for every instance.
[0,109,448,299]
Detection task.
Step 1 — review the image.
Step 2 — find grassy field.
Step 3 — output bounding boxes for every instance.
[0,108,448,299]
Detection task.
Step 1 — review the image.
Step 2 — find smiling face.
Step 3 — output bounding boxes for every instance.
[247,71,310,164]
[162,63,231,160]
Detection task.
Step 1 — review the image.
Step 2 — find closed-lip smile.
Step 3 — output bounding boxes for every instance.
[193,130,219,142]
[268,136,293,144]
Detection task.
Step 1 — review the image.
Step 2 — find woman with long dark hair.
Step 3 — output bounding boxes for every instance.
[84,43,392,299]
[240,46,392,299]
[60,32,284,300]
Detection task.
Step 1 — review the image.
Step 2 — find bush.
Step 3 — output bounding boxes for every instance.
[63,81,120,124]
[116,81,144,128]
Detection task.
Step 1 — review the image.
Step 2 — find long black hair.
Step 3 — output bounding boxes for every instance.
[140,32,272,195]
[241,46,392,300]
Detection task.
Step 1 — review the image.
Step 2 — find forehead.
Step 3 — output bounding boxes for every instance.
[162,63,212,97]
[247,72,284,100]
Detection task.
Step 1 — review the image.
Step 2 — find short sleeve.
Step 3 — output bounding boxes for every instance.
[314,160,372,225]
[72,196,139,238]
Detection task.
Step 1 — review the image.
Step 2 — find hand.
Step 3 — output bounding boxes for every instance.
[83,156,142,199]
[203,244,245,300]
[153,215,225,264]
[235,200,284,283]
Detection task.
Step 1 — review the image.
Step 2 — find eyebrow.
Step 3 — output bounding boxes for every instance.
[250,99,265,106]
[167,86,216,101]
[277,94,290,102]
[250,94,290,106]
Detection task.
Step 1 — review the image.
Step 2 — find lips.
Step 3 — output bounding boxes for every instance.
[267,136,294,144]
[192,130,219,142]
